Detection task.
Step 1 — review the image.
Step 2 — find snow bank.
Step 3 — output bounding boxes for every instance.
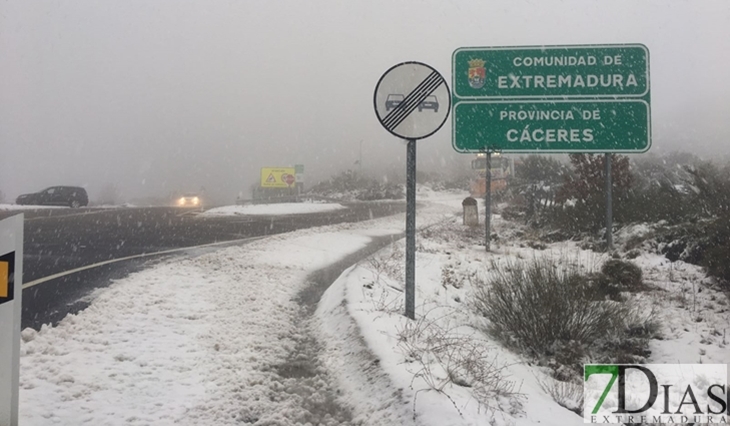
[0,204,65,210]
[201,202,346,217]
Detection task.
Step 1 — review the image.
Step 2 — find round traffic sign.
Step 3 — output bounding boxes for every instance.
[284,174,296,186]
[374,61,451,141]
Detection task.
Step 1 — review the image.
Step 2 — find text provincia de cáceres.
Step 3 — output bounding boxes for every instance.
[501,108,600,144]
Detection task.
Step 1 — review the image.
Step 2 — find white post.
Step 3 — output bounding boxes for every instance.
[0,214,23,426]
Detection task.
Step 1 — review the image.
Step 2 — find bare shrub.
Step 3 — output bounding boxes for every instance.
[535,374,583,416]
[395,308,521,417]
[365,243,404,284]
[471,256,627,357]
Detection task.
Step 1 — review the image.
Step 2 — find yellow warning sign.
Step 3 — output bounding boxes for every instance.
[260,167,296,188]
[0,261,8,299]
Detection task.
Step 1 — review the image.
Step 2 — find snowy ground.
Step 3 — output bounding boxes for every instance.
[318,213,730,426]
[200,202,346,217]
[19,188,730,425]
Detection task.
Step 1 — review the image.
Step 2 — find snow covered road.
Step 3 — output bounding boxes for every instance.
[19,194,460,425]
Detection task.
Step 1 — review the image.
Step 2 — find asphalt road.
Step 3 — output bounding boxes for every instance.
[1,202,405,329]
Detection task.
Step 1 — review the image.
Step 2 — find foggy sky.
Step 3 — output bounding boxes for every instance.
[1,0,729,204]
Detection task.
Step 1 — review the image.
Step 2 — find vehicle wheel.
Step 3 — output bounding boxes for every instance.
[70,200,80,208]
[418,107,423,112]
[435,109,439,113]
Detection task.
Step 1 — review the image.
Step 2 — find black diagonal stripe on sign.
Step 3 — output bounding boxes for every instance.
[383,76,442,131]
[382,71,443,130]
[382,72,440,130]
[381,72,439,128]
[385,76,444,131]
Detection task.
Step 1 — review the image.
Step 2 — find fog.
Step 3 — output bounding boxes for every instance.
[1,0,728,204]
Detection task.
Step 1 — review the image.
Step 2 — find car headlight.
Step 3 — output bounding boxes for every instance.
[178,198,186,205]
[193,197,199,205]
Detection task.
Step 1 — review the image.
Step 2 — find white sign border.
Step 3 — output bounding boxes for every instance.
[452,43,651,100]
[451,98,652,154]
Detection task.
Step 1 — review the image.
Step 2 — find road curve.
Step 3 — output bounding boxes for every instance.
[6,202,405,329]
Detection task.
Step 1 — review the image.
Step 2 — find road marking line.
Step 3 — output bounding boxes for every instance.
[22,236,264,290]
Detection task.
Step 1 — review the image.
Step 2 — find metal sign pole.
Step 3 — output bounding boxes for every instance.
[605,153,613,252]
[373,61,450,321]
[405,139,416,320]
[485,151,492,251]
[0,214,23,426]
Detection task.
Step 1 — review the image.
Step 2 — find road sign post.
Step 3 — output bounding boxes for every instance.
[405,140,416,319]
[374,61,450,320]
[485,151,491,251]
[0,214,23,426]
[452,44,650,248]
[605,154,613,251]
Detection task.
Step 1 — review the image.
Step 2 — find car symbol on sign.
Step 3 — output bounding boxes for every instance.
[418,95,439,113]
[385,94,404,111]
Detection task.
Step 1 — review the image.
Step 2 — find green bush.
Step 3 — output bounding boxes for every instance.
[602,259,642,289]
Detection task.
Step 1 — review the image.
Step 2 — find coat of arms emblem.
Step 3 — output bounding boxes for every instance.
[468,59,486,89]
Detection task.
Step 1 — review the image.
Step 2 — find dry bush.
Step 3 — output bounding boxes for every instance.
[535,374,584,416]
[471,256,660,384]
[395,309,521,418]
[471,257,627,356]
[365,243,404,284]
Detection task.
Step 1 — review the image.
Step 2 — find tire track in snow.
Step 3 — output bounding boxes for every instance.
[239,233,406,426]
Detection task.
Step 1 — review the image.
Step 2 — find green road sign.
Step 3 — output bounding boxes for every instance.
[452,44,651,153]
[453,44,649,99]
[453,100,650,153]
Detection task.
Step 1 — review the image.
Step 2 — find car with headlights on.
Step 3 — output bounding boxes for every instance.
[175,193,202,207]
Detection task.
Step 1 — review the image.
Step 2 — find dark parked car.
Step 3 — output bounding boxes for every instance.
[385,94,404,111]
[16,186,89,208]
[418,95,439,112]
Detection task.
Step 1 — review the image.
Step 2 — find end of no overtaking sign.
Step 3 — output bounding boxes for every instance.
[374,61,451,141]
